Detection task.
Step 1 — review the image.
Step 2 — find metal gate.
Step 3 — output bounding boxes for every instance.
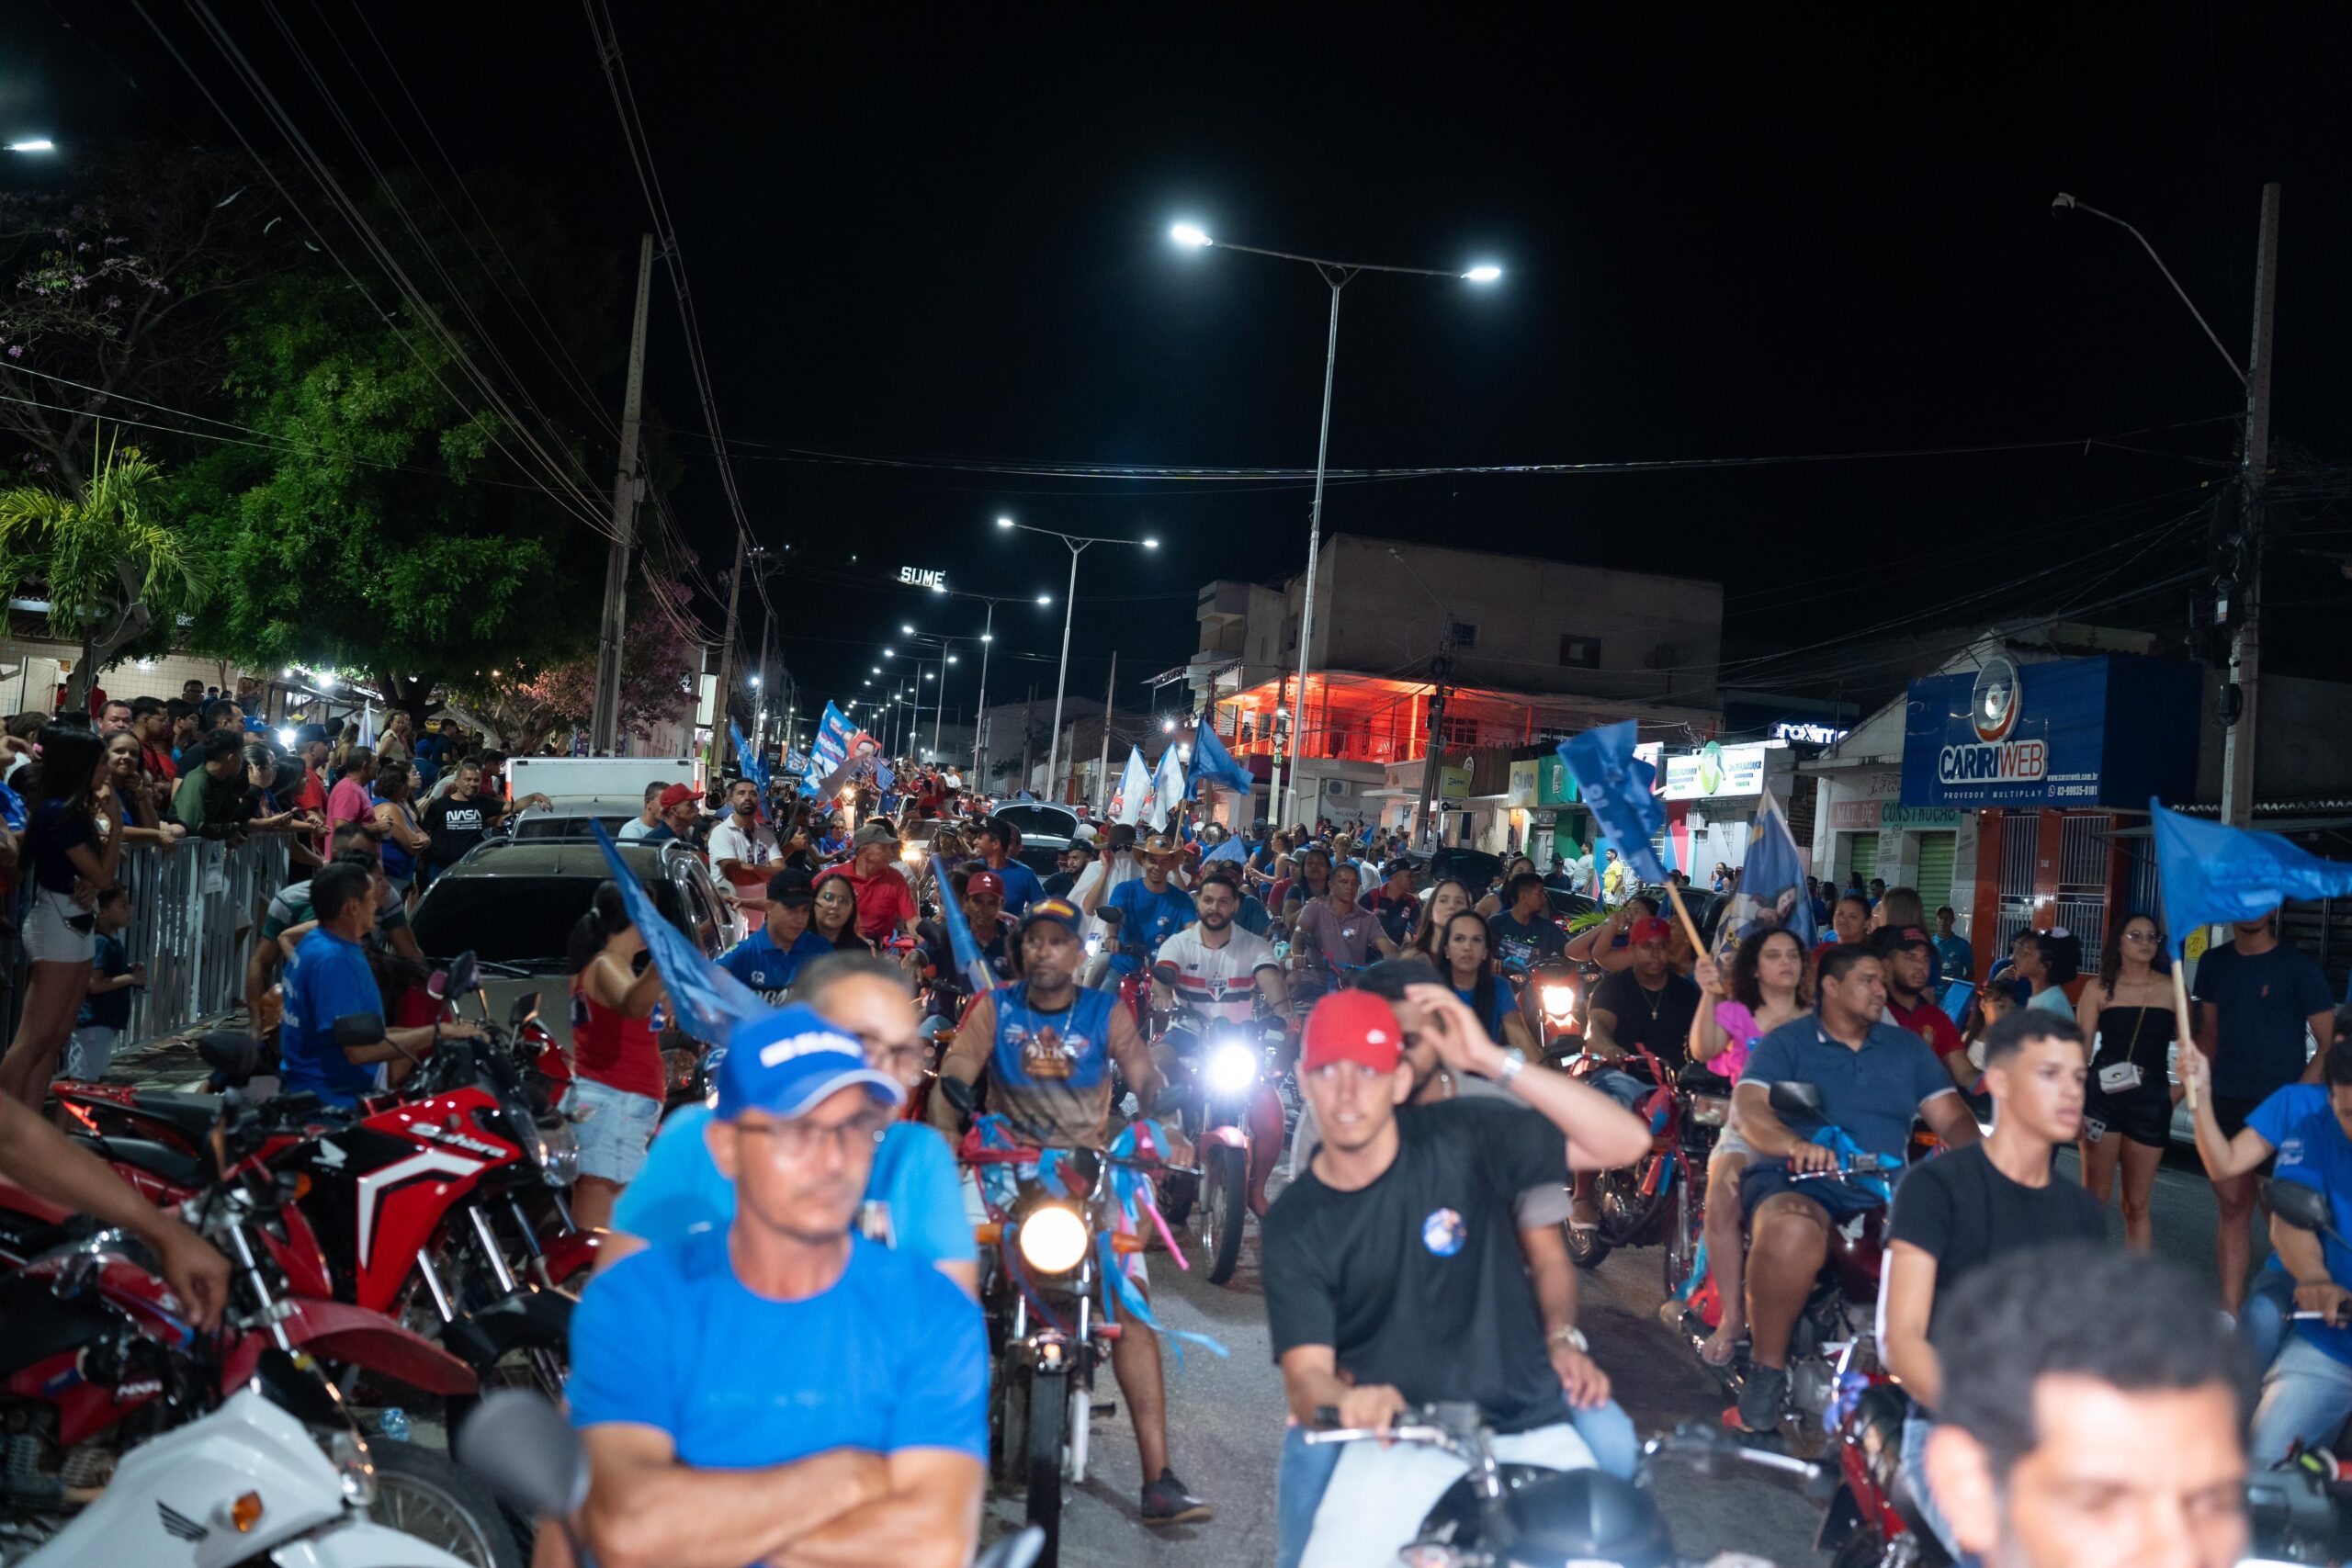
[1994,813,2040,960]
[1844,832,1878,887]
[2056,813,2112,976]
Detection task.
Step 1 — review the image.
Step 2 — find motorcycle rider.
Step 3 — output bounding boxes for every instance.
[1083,831,1197,984]
[1267,984,1648,1568]
[2180,1040,2324,1372]
[967,815,1046,917]
[1731,945,1981,1432]
[930,897,1213,1527]
[1925,1243,2251,1568]
[565,1002,986,1568]
[1153,865,1287,1032]
[2233,1041,2352,1464]
[904,865,1017,1005]
[1881,1007,2106,1555]
[279,861,481,1106]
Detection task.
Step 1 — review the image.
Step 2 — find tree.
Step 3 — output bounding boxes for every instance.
[0,144,285,487]
[454,569,702,751]
[0,431,207,708]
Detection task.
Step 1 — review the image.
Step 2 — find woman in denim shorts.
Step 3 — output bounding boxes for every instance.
[565,881,670,1229]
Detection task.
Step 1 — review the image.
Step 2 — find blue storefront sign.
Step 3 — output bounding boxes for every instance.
[1899,655,2199,810]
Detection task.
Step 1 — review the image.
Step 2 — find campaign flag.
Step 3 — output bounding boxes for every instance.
[801,701,856,797]
[1722,789,1817,950]
[932,851,1000,997]
[1203,834,1248,866]
[1186,719,1255,799]
[356,702,377,750]
[589,820,768,1043]
[729,722,772,820]
[1148,744,1185,831]
[2149,797,2352,961]
[1112,747,1151,827]
[1658,818,1680,876]
[1556,721,1667,884]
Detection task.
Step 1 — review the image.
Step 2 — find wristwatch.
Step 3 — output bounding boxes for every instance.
[1549,1325,1589,1354]
[1496,1047,1528,1089]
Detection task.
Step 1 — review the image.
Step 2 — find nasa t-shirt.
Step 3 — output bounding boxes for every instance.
[1261,1098,1571,1434]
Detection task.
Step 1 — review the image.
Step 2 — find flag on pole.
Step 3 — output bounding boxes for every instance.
[1556,720,1667,884]
[1186,719,1255,799]
[588,821,768,1043]
[932,854,1001,997]
[1112,747,1151,827]
[1722,789,1817,949]
[801,702,857,797]
[730,722,771,821]
[2149,797,2352,961]
[1148,744,1185,831]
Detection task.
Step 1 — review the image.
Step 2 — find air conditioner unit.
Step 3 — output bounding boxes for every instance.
[1325,779,1351,796]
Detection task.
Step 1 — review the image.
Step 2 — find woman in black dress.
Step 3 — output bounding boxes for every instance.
[2074,910,2177,1249]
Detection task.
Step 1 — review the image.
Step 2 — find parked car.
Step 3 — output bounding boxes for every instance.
[503,795,646,842]
[411,838,741,1053]
[986,802,1080,880]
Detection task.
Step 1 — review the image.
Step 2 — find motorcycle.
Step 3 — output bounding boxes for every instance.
[1558,1044,1720,1275]
[1186,1006,1291,1285]
[0,1227,510,1567]
[944,1078,1191,1568]
[1510,954,1587,1061]
[1677,1082,1895,1439]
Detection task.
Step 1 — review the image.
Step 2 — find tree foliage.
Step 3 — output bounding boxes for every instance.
[453,569,702,751]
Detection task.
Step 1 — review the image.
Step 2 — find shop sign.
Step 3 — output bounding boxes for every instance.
[1879,806,1961,829]
[1506,759,1539,807]
[897,565,948,591]
[1440,761,1471,801]
[1773,721,1849,746]
[1829,798,1883,831]
[1658,741,1768,800]
[1899,655,2199,809]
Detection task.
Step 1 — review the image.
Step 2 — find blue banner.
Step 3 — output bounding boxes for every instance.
[588,821,769,1043]
[1723,789,1817,949]
[729,722,771,820]
[1557,721,1666,884]
[931,854,1000,997]
[1186,720,1255,799]
[2150,798,2352,961]
[1900,655,2199,810]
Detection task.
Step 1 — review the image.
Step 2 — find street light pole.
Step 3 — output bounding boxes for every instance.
[972,600,994,779]
[995,516,1158,806]
[1170,223,1499,827]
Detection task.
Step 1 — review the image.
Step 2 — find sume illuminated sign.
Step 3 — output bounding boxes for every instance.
[898,566,948,591]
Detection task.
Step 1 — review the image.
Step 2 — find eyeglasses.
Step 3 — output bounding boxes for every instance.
[734,1110,890,1158]
[2122,929,2161,944]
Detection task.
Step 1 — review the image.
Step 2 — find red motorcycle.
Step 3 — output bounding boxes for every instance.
[1183,1007,1291,1285]
[1560,1043,1714,1273]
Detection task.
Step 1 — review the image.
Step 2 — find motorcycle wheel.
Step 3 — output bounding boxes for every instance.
[1203,1144,1248,1285]
[1564,1211,1611,1269]
[370,1438,527,1568]
[991,1363,1032,1490]
[1026,1364,1069,1568]
[1663,1161,1704,1299]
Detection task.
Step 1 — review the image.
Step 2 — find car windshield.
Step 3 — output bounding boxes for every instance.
[411,874,686,969]
[512,813,634,840]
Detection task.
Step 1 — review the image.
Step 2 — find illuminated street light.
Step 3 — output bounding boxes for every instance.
[1170,221,1212,248]
[6,140,56,154]
[1463,264,1503,284]
[994,513,1160,799]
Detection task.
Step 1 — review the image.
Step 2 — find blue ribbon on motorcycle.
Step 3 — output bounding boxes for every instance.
[1806,1122,1894,1204]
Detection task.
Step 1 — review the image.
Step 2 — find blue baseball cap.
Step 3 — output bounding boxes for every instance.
[716,1003,904,1122]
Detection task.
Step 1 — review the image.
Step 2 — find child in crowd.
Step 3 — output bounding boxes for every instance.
[60,886,141,1081]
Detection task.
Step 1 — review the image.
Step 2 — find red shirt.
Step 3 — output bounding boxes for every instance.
[141,742,178,784]
[816,863,918,942]
[569,976,665,1101]
[1888,993,1965,1067]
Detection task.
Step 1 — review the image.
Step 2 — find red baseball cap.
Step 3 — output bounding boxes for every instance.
[1301,990,1404,1075]
[966,869,1005,899]
[1628,915,1674,945]
[657,783,696,810]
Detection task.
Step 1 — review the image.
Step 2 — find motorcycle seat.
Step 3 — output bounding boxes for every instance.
[81,1135,207,1193]
[1676,1062,1729,1094]
[123,1089,224,1147]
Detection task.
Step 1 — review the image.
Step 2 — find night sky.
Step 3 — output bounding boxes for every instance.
[9,4,2351,738]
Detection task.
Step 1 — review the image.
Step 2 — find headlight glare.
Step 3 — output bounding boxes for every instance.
[1206,1043,1260,1094]
[1539,984,1575,1020]
[1017,1204,1091,1275]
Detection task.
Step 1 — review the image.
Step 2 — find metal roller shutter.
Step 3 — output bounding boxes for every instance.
[1844,832,1878,886]
[1915,831,1956,913]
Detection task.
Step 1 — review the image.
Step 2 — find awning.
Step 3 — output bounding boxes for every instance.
[1359,786,1416,801]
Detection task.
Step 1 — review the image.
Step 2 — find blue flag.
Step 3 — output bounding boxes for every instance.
[729,722,771,820]
[2150,797,2352,961]
[1557,721,1666,884]
[588,821,769,1043]
[1203,835,1248,866]
[1186,719,1255,799]
[1724,790,1816,949]
[931,856,999,997]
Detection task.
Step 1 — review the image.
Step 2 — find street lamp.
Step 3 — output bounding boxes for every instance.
[1170,220,1500,826]
[995,514,1159,801]
[6,141,56,154]
[923,577,1057,783]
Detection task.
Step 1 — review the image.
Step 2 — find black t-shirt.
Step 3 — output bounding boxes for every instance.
[1487,909,1567,971]
[421,794,493,868]
[1589,968,1702,1068]
[1261,1098,1571,1434]
[1891,1144,2106,1328]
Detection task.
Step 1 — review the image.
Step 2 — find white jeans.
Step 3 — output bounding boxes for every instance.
[1300,1419,1593,1568]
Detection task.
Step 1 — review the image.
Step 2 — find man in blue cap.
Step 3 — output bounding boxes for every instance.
[566,997,987,1567]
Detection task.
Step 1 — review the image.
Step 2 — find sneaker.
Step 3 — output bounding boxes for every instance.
[1736,1363,1787,1434]
[1141,1467,1214,1526]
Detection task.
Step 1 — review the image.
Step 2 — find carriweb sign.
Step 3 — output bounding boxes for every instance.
[1899,654,2199,811]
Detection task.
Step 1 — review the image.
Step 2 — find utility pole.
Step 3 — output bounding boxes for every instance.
[1266,674,1287,830]
[1020,685,1035,794]
[1095,651,1118,816]
[709,527,747,773]
[590,234,655,754]
[1411,637,1455,851]
[2219,183,2279,829]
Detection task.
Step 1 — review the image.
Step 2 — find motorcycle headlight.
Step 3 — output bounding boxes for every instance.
[1206,1043,1260,1094]
[1539,983,1576,1020]
[534,1118,579,1188]
[1085,933,1102,955]
[327,1427,376,1508]
[1017,1204,1091,1275]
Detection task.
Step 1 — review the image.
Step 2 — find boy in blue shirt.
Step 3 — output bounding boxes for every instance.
[278,862,475,1105]
[716,868,834,1005]
[566,998,986,1565]
[1091,833,1197,978]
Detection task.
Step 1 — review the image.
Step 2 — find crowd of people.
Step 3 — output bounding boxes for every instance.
[6,719,2349,1568]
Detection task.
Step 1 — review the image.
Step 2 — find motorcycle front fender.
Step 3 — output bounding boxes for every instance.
[537,1225,601,1287]
[264,1517,477,1567]
[1198,1124,1250,1153]
[286,1299,479,1397]
[437,1285,571,1374]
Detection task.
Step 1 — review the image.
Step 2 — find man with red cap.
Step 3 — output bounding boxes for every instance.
[638,782,704,847]
[906,863,1016,1004]
[1264,984,1650,1568]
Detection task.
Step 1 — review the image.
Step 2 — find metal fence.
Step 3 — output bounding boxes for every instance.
[6,837,289,1047]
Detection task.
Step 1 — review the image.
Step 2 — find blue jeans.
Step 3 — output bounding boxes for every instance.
[2243,1266,2298,1373]
[1900,1411,1970,1562]
[1275,1401,1637,1568]
[2252,1335,2352,1465]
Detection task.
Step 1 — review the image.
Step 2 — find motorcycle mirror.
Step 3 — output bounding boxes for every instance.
[457,1390,590,1520]
[2267,1178,2335,1236]
[195,1031,263,1083]
[1767,1080,1826,1119]
[332,1012,388,1049]
[972,1526,1046,1568]
[939,1075,978,1115]
[509,991,541,1030]
[446,951,481,1001]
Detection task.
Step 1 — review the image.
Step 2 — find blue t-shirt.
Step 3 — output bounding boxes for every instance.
[1104,879,1197,975]
[610,1107,977,1269]
[1933,935,1975,987]
[567,1230,987,1466]
[77,932,131,1032]
[1738,1015,1959,1162]
[715,926,835,1006]
[987,857,1046,918]
[2193,942,2334,1100]
[279,928,384,1107]
[1454,983,1514,1042]
[2269,1101,2352,1365]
